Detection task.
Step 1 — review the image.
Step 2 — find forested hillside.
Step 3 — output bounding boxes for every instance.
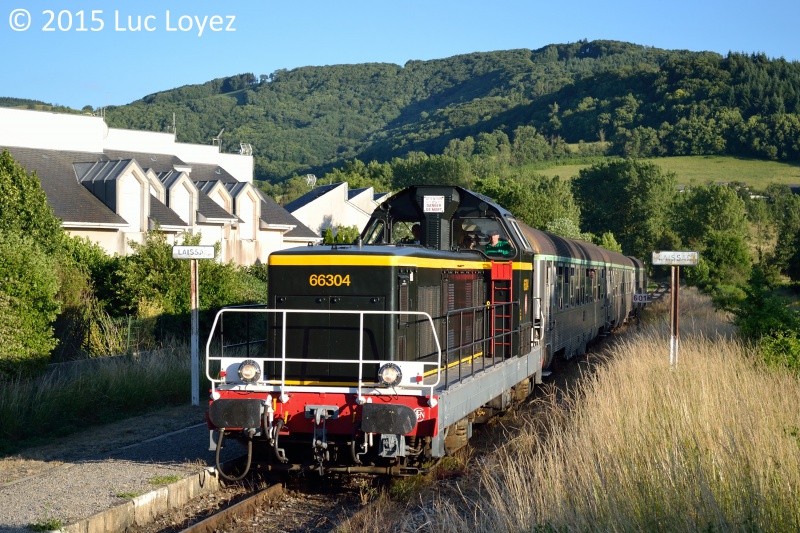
[91,40,800,183]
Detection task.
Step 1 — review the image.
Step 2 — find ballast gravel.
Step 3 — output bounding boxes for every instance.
[0,404,242,533]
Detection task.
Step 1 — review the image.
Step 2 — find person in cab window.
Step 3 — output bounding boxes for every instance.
[459,232,477,249]
[410,224,422,244]
[485,230,514,257]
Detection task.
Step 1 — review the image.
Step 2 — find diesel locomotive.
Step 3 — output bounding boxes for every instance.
[205,185,647,477]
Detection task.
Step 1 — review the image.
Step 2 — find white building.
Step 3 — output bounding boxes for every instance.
[284,181,390,236]
[0,108,320,263]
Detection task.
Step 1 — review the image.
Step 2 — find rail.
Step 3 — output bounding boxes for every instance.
[205,307,442,400]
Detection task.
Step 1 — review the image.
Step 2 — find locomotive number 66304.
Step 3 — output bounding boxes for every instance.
[308,273,352,287]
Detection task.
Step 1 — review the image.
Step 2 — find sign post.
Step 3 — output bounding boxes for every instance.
[651,251,699,369]
[173,245,216,405]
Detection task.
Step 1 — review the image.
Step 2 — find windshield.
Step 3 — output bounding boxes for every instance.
[452,217,515,257]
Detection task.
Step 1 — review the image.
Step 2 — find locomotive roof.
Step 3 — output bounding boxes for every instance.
[374,185,513,220]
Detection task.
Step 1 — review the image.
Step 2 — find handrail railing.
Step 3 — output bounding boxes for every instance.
[205,308,442,400]
[444,301,520,385]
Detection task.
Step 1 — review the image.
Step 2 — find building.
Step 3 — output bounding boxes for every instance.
[0,108,320,263]
[284,181,390,236]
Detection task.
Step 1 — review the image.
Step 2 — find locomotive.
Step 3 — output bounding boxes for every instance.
[205,185,647,477]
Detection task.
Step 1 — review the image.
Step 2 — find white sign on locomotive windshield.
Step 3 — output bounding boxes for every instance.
[651,250,699,266]
[423,195,445,213]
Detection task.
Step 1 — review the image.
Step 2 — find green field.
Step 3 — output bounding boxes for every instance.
[534,155,800,189]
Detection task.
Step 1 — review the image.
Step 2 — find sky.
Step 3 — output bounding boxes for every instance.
[1,0,799,110]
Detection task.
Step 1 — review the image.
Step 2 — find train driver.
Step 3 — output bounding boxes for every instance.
[410,223,422,244]
[485,230,514,257]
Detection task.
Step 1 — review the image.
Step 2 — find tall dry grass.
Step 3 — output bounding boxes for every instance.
[373,289,800,532]
[0,339,194,454]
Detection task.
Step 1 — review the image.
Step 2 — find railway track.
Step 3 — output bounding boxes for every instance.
[129,469,379,533]
[177,483,283,533]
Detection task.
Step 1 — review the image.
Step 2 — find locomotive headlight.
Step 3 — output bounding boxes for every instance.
[237,359,262,384]
[378,363,403,387]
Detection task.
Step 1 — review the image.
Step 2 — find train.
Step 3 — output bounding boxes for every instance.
[205,185,647,477]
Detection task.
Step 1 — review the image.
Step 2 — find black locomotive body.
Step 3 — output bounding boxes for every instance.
[205,186,647,476]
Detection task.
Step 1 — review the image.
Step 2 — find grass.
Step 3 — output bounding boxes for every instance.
[0,339,200,455]
[149,474,182,486]
[26,517,63,532]
[26,503,63,531]
[533,154,800,189]
[347,289,800,532]
[115,491,143,499]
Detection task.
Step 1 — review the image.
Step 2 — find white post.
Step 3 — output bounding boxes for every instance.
[669,265,680,369]
[191,258,200,406]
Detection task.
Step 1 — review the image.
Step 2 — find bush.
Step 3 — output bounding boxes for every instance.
[0,231,60,376]
[760,331,800,373]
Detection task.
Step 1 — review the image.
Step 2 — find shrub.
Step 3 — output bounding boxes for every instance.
[760,330,800,373]
[0,231,60,376]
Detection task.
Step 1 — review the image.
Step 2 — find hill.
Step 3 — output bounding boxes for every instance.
[9,40,800,183]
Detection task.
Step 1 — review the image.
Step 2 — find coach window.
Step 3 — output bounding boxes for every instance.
[556,266,564,310]
[569,267,575,306]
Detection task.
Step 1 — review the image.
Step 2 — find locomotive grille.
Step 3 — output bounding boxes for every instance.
[418,285,440,358]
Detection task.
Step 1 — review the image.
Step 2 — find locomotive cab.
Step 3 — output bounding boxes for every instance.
[360,185,521,260]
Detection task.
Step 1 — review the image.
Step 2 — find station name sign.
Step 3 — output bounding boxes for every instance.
[651,250,699,266]
[172,245,216,260]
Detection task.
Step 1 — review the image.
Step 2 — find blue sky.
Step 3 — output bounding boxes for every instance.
[1,0,799,110]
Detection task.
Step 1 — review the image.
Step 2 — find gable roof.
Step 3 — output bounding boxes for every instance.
[185,162,238,183]
[105,150,187,174]
[149,195,189,230]
[74,159,143,212]
[255,188,319,239]
[194,181,236,218]
[283,183,341,212]
[2,146,127,227]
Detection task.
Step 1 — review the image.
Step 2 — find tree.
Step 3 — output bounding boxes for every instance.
[674,184,748,247]
[474,172,580,230]
[0,151,65,372]
[545,218,593,241]
[572,159,677,258]
[0,231,60,374]
[0,150,63,254]
[596,232,623,252]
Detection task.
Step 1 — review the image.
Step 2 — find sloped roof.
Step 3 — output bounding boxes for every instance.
[155,169,187,189]
[198,190,240,223]
[256,189,319,239]
[2,146,126,226]
[186,162,238,183]
[149,195,188,229]
[283,183,341,212]
[105,150,187,174]
[348,187,370,200]
[74,159,139,212]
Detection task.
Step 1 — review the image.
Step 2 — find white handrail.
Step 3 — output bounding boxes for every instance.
[205,308,442,399]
